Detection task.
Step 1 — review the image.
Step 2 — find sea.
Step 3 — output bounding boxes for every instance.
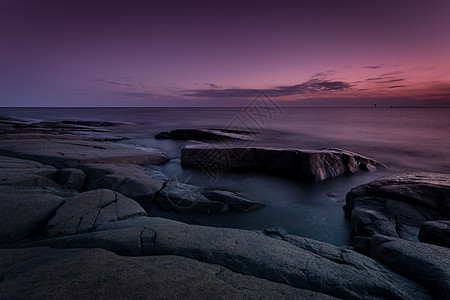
[2,106,449,246]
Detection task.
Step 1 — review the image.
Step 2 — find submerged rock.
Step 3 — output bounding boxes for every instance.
[156,181,265,214]
[155,128,255,141]
[181,145,384,182]
[345,173,450,241]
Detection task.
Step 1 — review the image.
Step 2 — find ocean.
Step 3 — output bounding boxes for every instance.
[2,107,449,245]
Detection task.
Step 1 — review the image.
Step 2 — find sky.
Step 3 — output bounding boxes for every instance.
[0,0,449,107]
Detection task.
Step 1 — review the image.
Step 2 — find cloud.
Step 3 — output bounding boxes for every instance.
[365,65,384,69]
[376,78,404,84]
[194,82,222,89]
[184,78,351,99]
[387,85,407,89]
[94,79,122,86]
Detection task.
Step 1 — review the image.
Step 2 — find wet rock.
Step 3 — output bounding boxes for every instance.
[419,220,450,248]
[0,247,336,300]
[345,173,450,241]
[56,168,86,190]
[156,182,264,214]
[371,234,450,300]
[157,182,229,214]
[78,163,166,207]
[181,145,384,182]
[201,190,266,212]
[155,128,255,141]
[46,189,146,237]
[0,138,169,168]
[0,186,64,245]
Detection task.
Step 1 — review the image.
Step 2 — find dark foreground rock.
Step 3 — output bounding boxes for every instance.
[181,145,384,182]
[157,181,265,214]
[419,220,450,248]
[0,138,169,168]
[0,186,65,245]
[156,128,256,141]
[46,189,146,237]
[0,247,335,300]
[345,173,450,241]
[371,234,450,300]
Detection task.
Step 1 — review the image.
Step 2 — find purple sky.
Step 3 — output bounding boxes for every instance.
[1,0,449,107]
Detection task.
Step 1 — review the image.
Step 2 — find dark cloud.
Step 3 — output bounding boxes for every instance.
[365,65,384,69]
[194,82,222,89]
[94,79,122,86]
[387,85,407,89]
[376,78,404,84]
[379,71,405,76]
[185,78,351,99]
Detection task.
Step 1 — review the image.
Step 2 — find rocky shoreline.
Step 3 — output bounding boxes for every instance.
[1,115,449,299]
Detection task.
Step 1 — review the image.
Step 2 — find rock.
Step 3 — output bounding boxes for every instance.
[0,247,336,300]
[155,128,255,141]
[371,234,450,300]
[0,138,169,168]
[201,190,266,212]
[105,223,428,299]
[156,182,265,214]
[345,173,450,241]
[0,186,64,245]
[78,163,166,207]
[181,145,384,182]
[419,220,450,248]
[157,182,229,214]
[95,216,183,231]
[46,189,146,237]
[0,155,59,188]
[56,168,86,190]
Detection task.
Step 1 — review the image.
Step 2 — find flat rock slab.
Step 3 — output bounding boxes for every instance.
[46,189,146,237]
[0,186,65,245]
[0,155,59,188]
[345,173,450,241]
[181,145,384,182]
[157,181,265,214]
[419,220,450,248]
[0,138,169,168]
[32,221,430,299]
[0,247,336,300]
[371,234,450,300]
[156,128,256,141]
[78,163,166,207]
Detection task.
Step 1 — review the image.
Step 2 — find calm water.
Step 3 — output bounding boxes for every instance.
[2,107,449,245]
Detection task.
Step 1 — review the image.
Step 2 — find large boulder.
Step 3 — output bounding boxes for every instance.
[0,138,169,168]
[371,234,450,300]
[0,247,336,299]
[46,189,146,237]
[181,145,384,182]
[0,186,65,245]
[419,220,450,248]
[345,173,450,241]
[78,163,166,207]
